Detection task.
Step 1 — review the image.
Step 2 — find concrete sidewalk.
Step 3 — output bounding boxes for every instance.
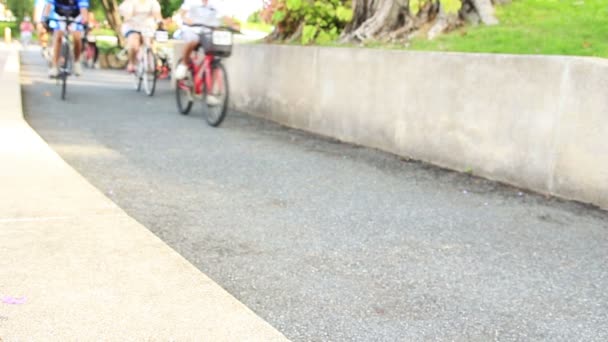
[0,45,287,340]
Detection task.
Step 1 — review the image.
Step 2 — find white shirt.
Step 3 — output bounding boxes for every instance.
[181,0,222,27]
[119,0,161,33]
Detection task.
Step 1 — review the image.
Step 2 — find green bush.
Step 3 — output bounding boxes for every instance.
[0,21,19,39]
[248,10,262,24]
[272,0,353,44]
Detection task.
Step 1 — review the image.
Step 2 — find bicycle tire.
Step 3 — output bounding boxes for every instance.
[143,48,157,96]
[134,62,142,92]
[60,41,70,101]
[175,58,193,115]
[204,61,229,127]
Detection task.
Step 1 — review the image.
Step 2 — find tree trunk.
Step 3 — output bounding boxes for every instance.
[342,0,418,42]
[99,0,125,47]
[460,0,498,25]
[268,0,498,43]
[427,5,462,40]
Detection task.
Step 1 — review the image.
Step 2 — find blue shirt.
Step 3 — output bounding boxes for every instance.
[46,0,89,17]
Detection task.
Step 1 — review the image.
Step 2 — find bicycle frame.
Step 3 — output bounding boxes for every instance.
[58,22,74,75]
[187,53,220,96]
[132,30,160,96]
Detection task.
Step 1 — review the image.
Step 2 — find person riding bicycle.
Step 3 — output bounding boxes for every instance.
[42,0,89,77]
[118,0,163,73]
[174,0,239,83]
[35,0,54,58]
[83,12,100,68]
[20,16,34,47]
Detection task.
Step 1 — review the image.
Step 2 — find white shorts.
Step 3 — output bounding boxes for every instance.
[181,26,210,43]
[53,15,84,32]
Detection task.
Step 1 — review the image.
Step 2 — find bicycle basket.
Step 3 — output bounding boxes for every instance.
[201,29,233,58]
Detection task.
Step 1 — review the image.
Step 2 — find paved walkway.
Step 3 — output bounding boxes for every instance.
[0,44,286,340]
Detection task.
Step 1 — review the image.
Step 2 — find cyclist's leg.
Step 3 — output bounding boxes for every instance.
[72,28,83,75]
[50,28,64,76]
[175,29,200,79]
[73,33,82,58]
[48,17,67,74]
[183,28,203,65]
[126,31,142,72]
[37,23,47,48]
[52,32,63,65]
[174,41,198,80]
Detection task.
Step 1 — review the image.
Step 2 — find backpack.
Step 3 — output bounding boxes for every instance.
[54,0,80,17]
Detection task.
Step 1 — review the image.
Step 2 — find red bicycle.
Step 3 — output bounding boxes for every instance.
[175,25,237,127]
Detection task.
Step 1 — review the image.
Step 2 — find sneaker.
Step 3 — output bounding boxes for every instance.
[174,63,189,80]
[206,94,220,106]
[73,62,82,76]
[48,66,59,78]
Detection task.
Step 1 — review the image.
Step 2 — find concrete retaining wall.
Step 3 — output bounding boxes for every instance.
[226,45,608,209]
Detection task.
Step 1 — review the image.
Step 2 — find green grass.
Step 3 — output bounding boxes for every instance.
[409,0,608,58]
[90,28,117,37]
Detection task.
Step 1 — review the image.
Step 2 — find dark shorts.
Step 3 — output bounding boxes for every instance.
[125,30,142,38]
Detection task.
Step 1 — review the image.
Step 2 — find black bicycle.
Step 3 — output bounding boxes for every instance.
[52,17,85,100]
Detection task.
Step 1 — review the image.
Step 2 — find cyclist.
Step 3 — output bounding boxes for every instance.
[83,12,100,68]
[42,0,89,77]
[20,16,34,48]
[118,0,163,73]
[34,0,52,58]
[174,0,239,104]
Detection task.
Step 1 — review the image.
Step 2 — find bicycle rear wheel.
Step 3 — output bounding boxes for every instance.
[175,58,193,115]
[203,61,229,127]
[143,48,157,96]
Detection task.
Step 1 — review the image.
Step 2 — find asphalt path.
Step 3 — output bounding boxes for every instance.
[20,49,608,341]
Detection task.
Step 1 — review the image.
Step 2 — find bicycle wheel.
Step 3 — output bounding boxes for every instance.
[60,41,71,101]
[175,58,193,115]
[143,48,157,96]
[134,59,142,92]
[203,61,229,127]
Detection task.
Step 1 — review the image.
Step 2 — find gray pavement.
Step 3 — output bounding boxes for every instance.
[0,45,286,341]
[20,49,608,341]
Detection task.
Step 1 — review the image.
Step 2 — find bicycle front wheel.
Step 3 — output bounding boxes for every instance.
[175,58,193,115]
[134,61,142,92]
[60,41,71,101]
[143,48,157,96]
[204,61,229,127]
